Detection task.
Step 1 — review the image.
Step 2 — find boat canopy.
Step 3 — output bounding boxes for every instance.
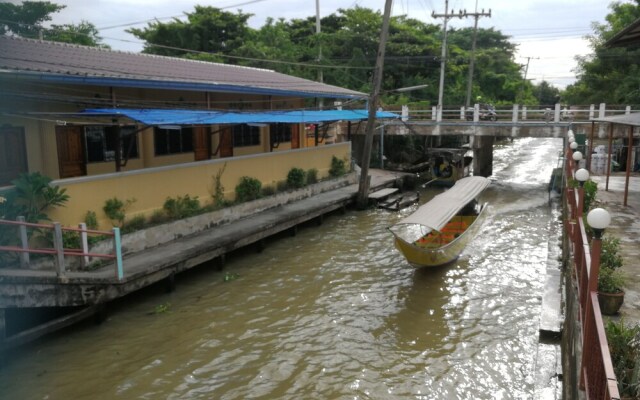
[395,176,490,232]
[81,108,399,125]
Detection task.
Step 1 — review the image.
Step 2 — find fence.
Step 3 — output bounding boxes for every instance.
[565,147,621,399]
[0,218,124,280]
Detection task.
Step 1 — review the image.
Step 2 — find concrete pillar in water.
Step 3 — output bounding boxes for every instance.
[473,136,494,177]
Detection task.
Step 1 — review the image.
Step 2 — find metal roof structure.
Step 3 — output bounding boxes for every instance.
[605,17,640,48]
[0,36,365,99]
[393,176,491,232]
[82,108,399,125]
[592,112,640,127]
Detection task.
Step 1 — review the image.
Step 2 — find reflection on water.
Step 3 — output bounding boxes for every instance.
[0,138,563,399]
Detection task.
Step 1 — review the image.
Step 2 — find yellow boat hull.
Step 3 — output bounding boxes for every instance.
[394,205,487,268]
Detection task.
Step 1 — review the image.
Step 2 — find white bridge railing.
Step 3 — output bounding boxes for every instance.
[396,103,637,123]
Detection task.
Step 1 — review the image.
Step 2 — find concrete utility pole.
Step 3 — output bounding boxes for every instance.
[518,56,538,102]
[315,0,324,109]
[356,0,393,209]
[432,1,466,119]
[464,2,491,108]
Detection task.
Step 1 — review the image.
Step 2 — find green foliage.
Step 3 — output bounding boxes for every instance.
[84,210,98,230]
[103,197,135,227]
[163,195,201,219]
[9,172,69,223]
[276,180,288,193]
[598,266,625,293]
[235,176,262,203]
[583,180,598,213]
[564,2,640,105]
[125,5,527,104]
[149,209,169,225]
[0,1,105,46]
[0,1,64,37]
[605,319,640,397]
[601,236,624,270]
[62,230,80,250]
[286,167,306,189]
[306,168,318,184]
[261,184,276,197]
[212,162,228,208]
[329,156,347,177]
[122,214,146,234]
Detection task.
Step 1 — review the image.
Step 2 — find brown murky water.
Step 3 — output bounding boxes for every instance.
[0,138,563,399]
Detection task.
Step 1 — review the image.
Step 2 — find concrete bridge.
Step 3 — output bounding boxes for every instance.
[351,103,639,177]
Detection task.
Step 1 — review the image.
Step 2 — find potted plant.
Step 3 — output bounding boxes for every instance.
[606,319,640,398]
[598,236,626,315]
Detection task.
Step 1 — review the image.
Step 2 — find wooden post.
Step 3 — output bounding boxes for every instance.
[17,216,29,268]
[580,234,603,389]
[53,222,65,276]
[605,123,613,191]
[624,125,633,207]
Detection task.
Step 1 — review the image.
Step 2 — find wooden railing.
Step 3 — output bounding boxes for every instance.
[565,147,621,400]
[0,218,124,280]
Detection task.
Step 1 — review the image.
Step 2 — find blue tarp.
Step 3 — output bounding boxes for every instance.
[82,108,399,125]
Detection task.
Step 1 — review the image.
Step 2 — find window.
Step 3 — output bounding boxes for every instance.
[154,127,193,155]
[85,126,139,163]
[232,124,261,147]
[270,123,292,143]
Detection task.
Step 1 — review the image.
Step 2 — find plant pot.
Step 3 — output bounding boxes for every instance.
[598,291,625,315]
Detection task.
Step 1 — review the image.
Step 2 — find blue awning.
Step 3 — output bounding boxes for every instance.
[81,108,399,125]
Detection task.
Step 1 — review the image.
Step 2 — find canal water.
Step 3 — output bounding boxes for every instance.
[0,137,563,399]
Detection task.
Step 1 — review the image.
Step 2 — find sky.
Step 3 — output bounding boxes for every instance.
[28,0,620,89]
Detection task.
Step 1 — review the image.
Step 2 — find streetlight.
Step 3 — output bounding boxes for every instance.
[587,208,611,239]
[570,141,578,150]
[572,151,583,170]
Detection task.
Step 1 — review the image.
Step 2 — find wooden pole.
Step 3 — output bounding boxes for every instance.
[605,123,613,191]
[356,0,393,209]
[624,125,633,207]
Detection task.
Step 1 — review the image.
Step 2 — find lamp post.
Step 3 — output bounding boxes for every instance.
[572,151,583,171]
[570,141,578,151]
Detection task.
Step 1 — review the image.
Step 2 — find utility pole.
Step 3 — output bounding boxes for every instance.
[356,0,393,209]
[464,2,491,108]
[518,56,538,102]
[432,1,465,119]
[315,0,323,109]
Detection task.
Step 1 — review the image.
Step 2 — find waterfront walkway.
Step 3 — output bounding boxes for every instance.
[591,173,640,323]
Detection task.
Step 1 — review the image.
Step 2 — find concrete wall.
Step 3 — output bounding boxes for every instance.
[47,142,352,229]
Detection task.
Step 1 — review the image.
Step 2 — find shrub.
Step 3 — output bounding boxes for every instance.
[598,267,625,293]
[601,236,624,270]
[122,214,146,234]
[329,156,347,177]
[276,180,288,193]
[306,168,318,184]
[583,180,598,212]
[149,209,168,225]
[103,197,135,227]
[163,195,201,219]
[235,176,262,203]
[287,167,306,189]
[262,185,276,197]
[84,210,99,229]
[212,162,227,208]
[10,172,69,223]
[606,319,640,397]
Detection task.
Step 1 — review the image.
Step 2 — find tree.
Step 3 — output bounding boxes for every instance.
[127,6,253,59]
[563,1,640,105]
[533,80,561,106]
[0,0,63,37]
[0,1,105,47]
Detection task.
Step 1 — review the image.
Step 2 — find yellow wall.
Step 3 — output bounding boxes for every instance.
[47,143,352,229]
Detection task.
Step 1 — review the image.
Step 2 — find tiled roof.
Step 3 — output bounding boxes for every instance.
[0,36,365,99]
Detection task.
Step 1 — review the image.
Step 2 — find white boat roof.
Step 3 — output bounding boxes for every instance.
[395,176,490,231]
